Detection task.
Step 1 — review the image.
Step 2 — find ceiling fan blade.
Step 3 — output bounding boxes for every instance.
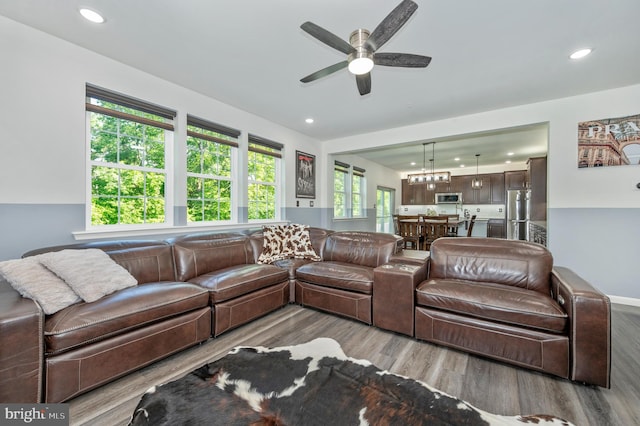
[300,61,349,83]
[365,0,418,52]
[374,52,431,67]
[301,21,355,55]
[356,73,371,96]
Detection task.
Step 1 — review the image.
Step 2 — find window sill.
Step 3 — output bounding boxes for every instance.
[333,217,369,221]
[73,221,288,241]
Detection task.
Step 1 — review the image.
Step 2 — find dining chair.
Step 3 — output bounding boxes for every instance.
[423,217,449,250]
[466,215,477,237]
[398,217,423,250]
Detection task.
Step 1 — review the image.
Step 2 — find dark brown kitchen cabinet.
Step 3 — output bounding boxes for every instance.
[527,157,547,221]
[402,179,432,205]
[505,170,527,189]
[490,173,505,204]
[487,219,506,238]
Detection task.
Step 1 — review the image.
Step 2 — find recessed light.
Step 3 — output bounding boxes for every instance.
[454,157,460,161]
[459,164,465,168]
[80,8,105,23]
[569,48,592,60]
[505,160,512,164]
[507,152,514,156]
[410,162,416,166]
[305,118,314,124]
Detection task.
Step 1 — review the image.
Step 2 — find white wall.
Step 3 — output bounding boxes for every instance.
[0,16,322,259]
[323,85,640,299]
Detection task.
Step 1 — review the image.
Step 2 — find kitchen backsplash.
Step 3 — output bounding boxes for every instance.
[398,204,506,219]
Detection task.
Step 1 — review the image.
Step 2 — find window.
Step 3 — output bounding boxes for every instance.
[247,134,282,220]
[376,187,395,233]
[86,84,175,227]
[352,166,366,217]
[333,161,349,219]
[333,161,366,219]
[186,115,239,223]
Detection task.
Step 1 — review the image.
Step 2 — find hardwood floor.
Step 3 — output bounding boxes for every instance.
[69,303,640,426]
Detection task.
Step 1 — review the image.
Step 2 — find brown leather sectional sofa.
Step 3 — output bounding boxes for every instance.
[0,228,610,405]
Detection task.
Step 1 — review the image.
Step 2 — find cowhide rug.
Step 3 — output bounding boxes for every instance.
[129,338,573,426]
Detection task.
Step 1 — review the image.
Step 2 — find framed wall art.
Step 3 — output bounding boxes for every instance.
[296,151,316,198]
[578,113,640,168]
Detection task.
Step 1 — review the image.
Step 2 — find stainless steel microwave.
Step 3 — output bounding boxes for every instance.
[435,193,463,204]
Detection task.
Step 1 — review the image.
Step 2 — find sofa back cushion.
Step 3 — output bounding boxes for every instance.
[172,233,254,282]
[323,231,401,268]
[23,241,176,284]
[429,237,553,295]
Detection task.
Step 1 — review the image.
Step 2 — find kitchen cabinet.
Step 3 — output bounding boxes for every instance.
[527,157,547,221]
[401,172,505,206]
[487,219,506,238]
[402,179,435,205]
[490,173,505,204]
[504,170,527,189]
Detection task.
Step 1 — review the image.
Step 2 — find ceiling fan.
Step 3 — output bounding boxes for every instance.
[299,0,431,96]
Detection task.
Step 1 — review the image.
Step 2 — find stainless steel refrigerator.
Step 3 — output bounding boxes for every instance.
[507,190,530,240]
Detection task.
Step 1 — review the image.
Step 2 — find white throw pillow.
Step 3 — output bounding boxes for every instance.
[38,249,138,303]
[0,256,81,314]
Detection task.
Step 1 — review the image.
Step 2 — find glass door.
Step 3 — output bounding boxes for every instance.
[376,186,395,233]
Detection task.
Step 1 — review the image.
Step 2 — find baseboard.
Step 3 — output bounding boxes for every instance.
[608,295,640,307]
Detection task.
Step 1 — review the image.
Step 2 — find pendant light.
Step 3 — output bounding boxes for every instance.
[471,154,483,189]
[427,142,436,190]
[407,142,450,185]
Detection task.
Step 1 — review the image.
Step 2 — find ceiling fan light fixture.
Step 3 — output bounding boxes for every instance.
[348,29,374,75]
[348,56,374,75]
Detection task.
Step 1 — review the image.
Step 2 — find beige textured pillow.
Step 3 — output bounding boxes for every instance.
[0,256,81,314]
[257,225,295,264]
[289,224,321,261]
[39,249,138,303]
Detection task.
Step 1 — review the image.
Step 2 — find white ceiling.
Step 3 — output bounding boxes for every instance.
[2,0,639,171]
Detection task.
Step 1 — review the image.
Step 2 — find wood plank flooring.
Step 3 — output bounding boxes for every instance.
[68,303,640,426]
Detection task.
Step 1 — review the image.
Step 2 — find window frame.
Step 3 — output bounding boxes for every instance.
[247,134,283,222]
[85,84,176,230]
[185,114,240,224]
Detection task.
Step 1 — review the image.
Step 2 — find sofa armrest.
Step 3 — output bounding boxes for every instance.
[551,266,611,388]
[373,262,427,336]
[0,279,43,402]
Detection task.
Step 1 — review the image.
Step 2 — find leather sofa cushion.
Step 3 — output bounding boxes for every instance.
[272,258,314,280]
[188,264,289,303]
[44,282,210,355]
[416,279,568,333]
[24,241,177,284]
[295,261,374,294]
[323,232,401,268]
[429,238,553,295]
[172,234,255,282]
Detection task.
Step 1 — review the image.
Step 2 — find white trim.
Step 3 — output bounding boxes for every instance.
[608,295,640,307]
[73,221,288,240]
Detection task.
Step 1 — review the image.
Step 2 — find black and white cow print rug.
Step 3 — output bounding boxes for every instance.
[129,338,573,425]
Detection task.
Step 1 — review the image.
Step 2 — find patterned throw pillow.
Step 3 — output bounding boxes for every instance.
[257,225,296,264]
[289,224,321,261]
[257,224,321,264]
